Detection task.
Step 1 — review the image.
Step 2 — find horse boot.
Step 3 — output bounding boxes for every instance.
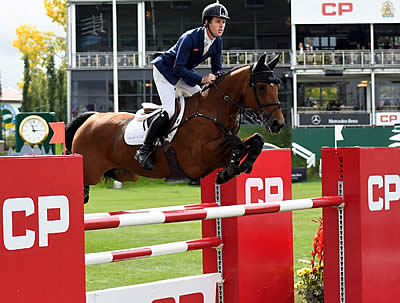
[135,110,170,170]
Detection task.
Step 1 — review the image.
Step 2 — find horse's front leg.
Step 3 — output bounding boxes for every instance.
[239,133,264,174]
[216,135,245,184]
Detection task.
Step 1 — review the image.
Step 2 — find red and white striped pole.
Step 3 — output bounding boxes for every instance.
[85,237,222,265]
[84,196,344,231]
[84,202,218,219]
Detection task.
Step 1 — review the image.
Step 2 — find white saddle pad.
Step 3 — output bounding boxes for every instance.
[124,96,185,146]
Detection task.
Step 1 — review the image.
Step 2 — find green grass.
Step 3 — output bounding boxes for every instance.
[85,177,322,299]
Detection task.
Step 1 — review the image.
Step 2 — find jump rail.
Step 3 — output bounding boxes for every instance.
[84,202,218,219]
[84,196,344,231]
[85,236,222,265]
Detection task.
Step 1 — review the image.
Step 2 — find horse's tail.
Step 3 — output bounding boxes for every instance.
[65,112,96,154]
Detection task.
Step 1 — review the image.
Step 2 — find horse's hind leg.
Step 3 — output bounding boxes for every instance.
[239,133,264,174]
[84,186,90,204]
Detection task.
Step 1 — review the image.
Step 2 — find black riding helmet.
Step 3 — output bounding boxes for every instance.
[202,3,230,24]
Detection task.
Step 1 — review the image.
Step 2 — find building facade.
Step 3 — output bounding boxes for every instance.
[67,0,400,133]
[66,0,292,122]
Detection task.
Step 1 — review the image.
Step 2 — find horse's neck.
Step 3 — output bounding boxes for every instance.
[204,68,249,124]
[183,67,249,131]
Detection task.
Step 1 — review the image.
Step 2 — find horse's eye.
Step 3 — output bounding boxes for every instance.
[256,84,264,90]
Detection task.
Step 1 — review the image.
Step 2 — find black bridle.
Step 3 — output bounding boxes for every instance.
[210,64,281,131]
[168,64,281,136]
[249,66,281,110]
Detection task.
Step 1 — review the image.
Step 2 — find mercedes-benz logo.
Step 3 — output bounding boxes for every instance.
[311,115,321,125]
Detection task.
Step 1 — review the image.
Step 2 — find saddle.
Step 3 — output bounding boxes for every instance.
[135,99,182,129]
[127,95,190,183]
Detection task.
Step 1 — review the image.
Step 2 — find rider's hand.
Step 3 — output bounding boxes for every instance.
[201,73,216,85]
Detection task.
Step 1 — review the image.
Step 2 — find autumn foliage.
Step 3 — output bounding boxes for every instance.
[12,0,66,69]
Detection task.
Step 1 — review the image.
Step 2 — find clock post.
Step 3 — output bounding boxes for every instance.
[16,112,56,153]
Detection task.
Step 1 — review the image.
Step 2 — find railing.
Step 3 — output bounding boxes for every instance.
[71,49,400,70]
[295,50,371,68]
[374,50,400,66]
[73,52,139,69]
[72,50,291,69]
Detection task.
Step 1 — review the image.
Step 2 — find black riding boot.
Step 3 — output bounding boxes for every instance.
[135,110,169,170]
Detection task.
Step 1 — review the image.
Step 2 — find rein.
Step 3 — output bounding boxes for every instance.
[166,65,281,137]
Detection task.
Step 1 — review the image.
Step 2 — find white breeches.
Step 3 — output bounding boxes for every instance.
[153,66,201,118]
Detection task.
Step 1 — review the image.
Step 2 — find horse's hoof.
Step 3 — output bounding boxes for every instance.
[240,162,253,174]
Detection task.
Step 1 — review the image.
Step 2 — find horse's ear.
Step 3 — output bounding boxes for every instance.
[253,53,267,72]
[267,54,281,71]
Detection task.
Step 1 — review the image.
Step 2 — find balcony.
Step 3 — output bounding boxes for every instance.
[295,50,371,68]
[71,50,291,69]
[70,49,400,70]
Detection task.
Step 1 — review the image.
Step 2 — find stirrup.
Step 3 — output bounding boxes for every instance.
[135,149,154,170]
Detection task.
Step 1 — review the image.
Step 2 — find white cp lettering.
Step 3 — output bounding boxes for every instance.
[245,177,283,204]
[2,195,69,250]
[368,175,400,211]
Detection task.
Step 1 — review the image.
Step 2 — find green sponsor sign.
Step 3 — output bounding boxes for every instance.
[293,127,396,160]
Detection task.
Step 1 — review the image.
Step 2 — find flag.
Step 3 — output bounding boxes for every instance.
[334,125,344,149]
[49,122,66,155]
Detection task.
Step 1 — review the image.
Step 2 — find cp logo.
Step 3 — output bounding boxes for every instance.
[368,175,400,211]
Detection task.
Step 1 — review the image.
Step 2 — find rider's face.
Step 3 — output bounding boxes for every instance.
[206,17,226,38]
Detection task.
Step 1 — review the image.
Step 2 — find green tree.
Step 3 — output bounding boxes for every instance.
[47,52,56,112]
[30,69,48,111]
[56,67,67,121]
[21,55,32,112]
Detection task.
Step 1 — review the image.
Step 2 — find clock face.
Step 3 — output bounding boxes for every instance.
[19,115,49,145]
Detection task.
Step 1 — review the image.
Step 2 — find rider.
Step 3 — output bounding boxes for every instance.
[135,2,230,170]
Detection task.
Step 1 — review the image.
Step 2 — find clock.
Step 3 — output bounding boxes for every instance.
[19,115,50,145]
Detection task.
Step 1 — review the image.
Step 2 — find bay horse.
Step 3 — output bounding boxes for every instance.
[66,54,285,203]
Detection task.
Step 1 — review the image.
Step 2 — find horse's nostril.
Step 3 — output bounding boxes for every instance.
[271,120,284,132]
[272,119,282,127]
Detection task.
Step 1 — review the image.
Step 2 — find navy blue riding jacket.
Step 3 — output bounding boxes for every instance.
[153,27,223,87]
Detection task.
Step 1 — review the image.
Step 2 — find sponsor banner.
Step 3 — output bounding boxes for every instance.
[86,273,221,303]
[292,0,399,24]
[299,112,371,126]
[376,112,400,126]
[292,167,307,183]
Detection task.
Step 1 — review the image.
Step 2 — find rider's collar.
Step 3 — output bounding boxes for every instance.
[204,24,217,39]
[204,27,215,44]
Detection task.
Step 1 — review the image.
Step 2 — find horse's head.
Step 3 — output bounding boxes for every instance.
[243,53,285,133]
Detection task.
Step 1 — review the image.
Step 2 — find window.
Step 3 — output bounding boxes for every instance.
[76,5,113,52]
[298,80,370,112]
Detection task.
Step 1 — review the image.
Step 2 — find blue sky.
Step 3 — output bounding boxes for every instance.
[0,0,64,90]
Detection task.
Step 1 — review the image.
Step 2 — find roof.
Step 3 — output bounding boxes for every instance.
[0,86,22,103]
